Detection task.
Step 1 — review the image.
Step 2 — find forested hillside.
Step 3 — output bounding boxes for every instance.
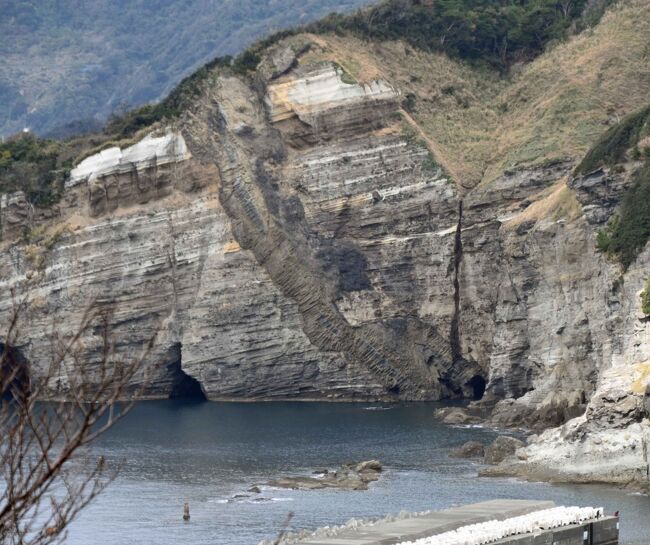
[0,0,372,138]
[306,0,616,67]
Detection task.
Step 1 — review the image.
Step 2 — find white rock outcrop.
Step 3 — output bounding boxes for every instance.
[67,132,191,187]
[267,65,398,123]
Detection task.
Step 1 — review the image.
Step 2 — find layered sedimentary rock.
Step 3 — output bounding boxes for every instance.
[483,239,650,490]
[181,63,480,400]
[461,175,612,429]
[0,60,482,401]
[470,158,650,490]
[1,32,649,488]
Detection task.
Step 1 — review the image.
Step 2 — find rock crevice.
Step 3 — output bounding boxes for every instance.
[182,69,477,400]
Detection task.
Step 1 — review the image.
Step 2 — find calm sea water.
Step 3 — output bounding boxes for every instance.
[66,401,650,545]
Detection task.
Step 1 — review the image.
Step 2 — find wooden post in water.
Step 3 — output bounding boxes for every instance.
[183,502,190,522]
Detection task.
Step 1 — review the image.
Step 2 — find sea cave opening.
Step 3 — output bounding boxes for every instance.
[466,375,486,401]
[1,342,31,402]
[169,367,207,401]
[166,344,207,401]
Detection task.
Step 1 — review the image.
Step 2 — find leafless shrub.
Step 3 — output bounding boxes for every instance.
[1,290,157,545]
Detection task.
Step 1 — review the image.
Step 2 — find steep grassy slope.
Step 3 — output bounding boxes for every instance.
[0,0,372,138]
[296,0,650,188]
[488,0,650,182]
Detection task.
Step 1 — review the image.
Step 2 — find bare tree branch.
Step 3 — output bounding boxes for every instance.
[1,290,158,545]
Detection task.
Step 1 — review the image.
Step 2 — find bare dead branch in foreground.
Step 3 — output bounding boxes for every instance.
[1,290,157,545]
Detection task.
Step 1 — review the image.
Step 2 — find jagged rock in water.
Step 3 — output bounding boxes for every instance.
[483,436,526,465]
[450,441,485,459]
[434,407,481,425]
[267,460,382,491]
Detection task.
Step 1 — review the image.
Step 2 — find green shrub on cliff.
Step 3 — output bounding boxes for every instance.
[584,105,650,269]
[576,105,650,175]
[596,159,650,270]
[0,134,69,206]
[232,51,262,74]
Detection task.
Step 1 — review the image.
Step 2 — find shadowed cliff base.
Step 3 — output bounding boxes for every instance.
[0,342,30,403]
[168,363,207,401]
[180,63,482,401]
[165,344,207,401]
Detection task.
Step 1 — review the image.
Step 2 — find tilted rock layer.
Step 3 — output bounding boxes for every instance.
[0,65,481,402]
[1,4,650,488]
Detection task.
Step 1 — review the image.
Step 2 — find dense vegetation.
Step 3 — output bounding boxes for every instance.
[0,134,71,206]
[0,0,373,138]
[595,159,650,270]
[304,0,616,69]
[576,105,650,175]
[576,104,650,270]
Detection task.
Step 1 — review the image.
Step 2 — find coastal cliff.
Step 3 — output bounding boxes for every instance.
[1,0,649,489]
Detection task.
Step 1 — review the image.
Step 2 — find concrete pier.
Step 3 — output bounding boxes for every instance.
[292,500,619,545]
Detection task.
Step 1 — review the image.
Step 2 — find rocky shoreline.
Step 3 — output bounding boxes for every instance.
[438,385,650,496]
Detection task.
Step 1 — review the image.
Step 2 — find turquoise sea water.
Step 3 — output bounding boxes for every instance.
[66,401,650,544]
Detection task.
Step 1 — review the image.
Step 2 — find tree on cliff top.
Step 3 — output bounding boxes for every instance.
[0,293,156,545]
[305,0,614,69]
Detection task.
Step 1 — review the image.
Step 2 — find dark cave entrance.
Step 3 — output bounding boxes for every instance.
[386,384,401,396]
[169,367,206,401]
[1,342,31,402]
[166,344,207,401]
[466,375,486,401]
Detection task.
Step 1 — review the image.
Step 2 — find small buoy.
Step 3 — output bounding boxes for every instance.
[183,502,190,522]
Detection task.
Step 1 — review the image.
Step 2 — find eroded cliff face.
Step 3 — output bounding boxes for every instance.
[475,159,650,491]
[1,25,649,486]
[0,55,484,402]
[483,240,650,491]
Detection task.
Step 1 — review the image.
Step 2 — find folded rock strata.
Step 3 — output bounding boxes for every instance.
[0,37,649,488]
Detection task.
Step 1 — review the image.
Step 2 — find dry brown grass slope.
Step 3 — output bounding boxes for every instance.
[489,0,650,183]
[293,0,650,190]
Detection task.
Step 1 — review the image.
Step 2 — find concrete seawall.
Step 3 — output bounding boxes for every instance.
[494,517,618,545]
[290,500,619,545]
